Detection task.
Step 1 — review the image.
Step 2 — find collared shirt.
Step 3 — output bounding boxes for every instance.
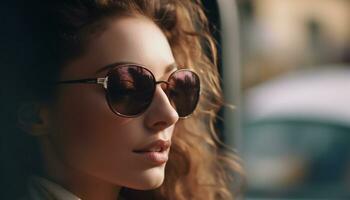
[23,175,125,200]
[26,175,82,200]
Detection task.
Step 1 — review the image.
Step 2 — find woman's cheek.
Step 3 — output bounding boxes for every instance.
[49,86,134,172]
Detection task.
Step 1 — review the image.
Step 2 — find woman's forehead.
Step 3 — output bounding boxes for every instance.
[62,16,176,80]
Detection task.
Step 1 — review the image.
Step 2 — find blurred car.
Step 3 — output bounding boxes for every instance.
[243,66,350,199]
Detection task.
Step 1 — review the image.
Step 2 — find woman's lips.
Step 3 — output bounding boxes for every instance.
[134,151,169,165]
[133,140,171,153]
[133,140,171,165]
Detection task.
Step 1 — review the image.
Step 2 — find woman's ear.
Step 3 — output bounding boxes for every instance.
[17,102,51,136]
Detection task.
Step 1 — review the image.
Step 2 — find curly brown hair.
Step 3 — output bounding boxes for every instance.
[1,0,243,199]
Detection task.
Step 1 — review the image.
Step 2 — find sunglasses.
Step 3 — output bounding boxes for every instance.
[56,63,200,118]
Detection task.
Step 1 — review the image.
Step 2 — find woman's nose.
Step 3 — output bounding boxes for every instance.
[143,85,179,131]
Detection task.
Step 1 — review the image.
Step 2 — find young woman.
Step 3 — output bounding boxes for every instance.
[1,0,242,199]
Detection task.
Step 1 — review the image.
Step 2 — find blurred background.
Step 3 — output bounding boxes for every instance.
[205,0,350,199]
[238,0,350,199]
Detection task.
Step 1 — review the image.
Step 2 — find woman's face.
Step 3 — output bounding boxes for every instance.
[43,16,179,190]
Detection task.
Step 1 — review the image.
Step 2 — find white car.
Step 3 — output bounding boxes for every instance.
[243,66,350,199]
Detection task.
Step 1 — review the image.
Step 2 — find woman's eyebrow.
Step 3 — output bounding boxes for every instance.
[95,62,178,75]
[164,63,178,74]
[95,61,131,74]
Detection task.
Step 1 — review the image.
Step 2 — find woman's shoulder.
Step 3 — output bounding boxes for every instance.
[17,175,81,200]
[15,177,50,200]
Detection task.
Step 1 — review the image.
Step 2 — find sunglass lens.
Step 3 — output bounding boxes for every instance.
[106,65,155,116]
[168,70,200,117]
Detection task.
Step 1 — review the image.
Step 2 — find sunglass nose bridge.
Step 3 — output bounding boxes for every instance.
[156,81,171,95]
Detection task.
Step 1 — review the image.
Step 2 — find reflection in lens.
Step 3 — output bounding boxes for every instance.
[168,70,200,117]
[107,65,155,116]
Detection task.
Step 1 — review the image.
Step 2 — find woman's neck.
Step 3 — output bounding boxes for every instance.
[39,137,121,200]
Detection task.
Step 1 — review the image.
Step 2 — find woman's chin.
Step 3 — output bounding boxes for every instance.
[128,168,166,190]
